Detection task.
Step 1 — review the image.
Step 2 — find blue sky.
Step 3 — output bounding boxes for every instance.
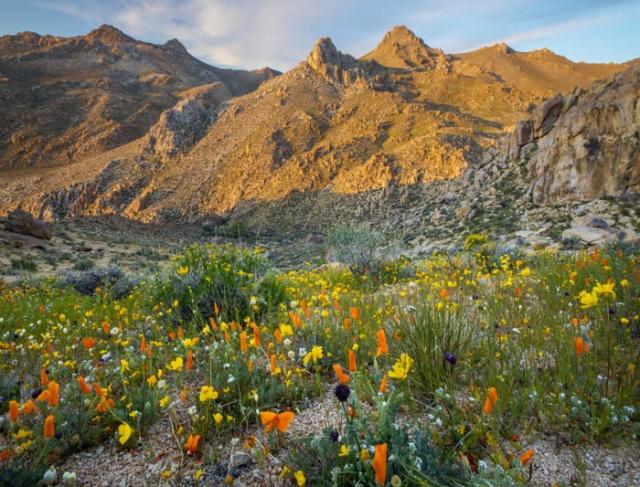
[1,0,638,70]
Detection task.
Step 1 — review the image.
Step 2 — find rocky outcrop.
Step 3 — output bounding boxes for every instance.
[305,38,369,84]
[4,209,52,239]
[143,82,232,161]
[506,67,640,204]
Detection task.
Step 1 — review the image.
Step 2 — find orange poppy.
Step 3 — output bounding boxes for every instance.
[348,350,357,372]
[350,307,360,320]
[213,303,220,315]
[47,381,59,407]
[168,331,177,341]
[101,321,110,334]
[177,326,184,338]
[208,316,218,331]
[96,396,115,413]
[520,449,534,466]
[93,382,104,397]
[332,364,350,384]
[248,359,255,372]
[40,368,49,386]
[379,374,388,394]
[343,318,351,332]
[36,390,50,403]
[376,329,389,356]
[439,288,449,299]
[185,434,201,455]
[22,399,37,414]
[77,376,92,394]
[82,337,96,349]
[270,354,278,374]
[289,311,302,327]
[259,411,295,433]
[372,443,387,486]
[574,337,589,355]
[240,331,247,353]
[186,350,193,371]
[9,400,19,421]
[483,387,498,414]
[253,325,261,348]
[274,328,283,343]
[44,414,55,438]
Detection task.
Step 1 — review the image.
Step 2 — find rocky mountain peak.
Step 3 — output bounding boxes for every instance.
[87,24,134,44]
[306,37,343,69]
[380,25,428,48]
[362,25,449,70]
[305,37,364,84]
[163,38,188,53]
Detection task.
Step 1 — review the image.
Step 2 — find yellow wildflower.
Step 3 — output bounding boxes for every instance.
[303,345,324,366]
[294,470,306,486]
[118,422,133,445]
[199,385,219,402]
[578,290,598,309]
[168,356,184,371]
[388,353,413,380]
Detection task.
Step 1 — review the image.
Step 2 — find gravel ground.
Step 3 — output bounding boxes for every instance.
[54,390,640,486]
[528,437,640,486]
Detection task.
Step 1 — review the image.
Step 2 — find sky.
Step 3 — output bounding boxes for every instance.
[0,0,638,71]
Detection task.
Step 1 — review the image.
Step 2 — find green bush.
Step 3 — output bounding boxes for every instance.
[154,244,288,323]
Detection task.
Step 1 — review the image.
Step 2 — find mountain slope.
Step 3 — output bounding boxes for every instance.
[0,25,277,169]
[0,26,635,246]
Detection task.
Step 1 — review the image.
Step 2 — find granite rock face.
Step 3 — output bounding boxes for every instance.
[506,68,640,204]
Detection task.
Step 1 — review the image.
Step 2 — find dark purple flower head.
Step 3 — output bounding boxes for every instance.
[444,352,457,367]
[335,384,351,402]
[31,388,43,399]
[329,429,339,442]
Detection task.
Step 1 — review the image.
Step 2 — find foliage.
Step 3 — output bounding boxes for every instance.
[326,225,403,281]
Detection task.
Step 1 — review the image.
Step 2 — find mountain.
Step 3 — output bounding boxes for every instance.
[0,25,636,248]
[0,24,278,169]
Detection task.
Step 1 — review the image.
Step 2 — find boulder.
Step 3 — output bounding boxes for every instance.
[3,209,52,240]
[534,94,564,137]
[561,226,617,246]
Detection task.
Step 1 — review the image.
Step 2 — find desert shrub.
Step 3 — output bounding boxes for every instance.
[57,266,137,298]
[463,233,487,250]
[10,258,37,272]
[71,257,94,271]
[326,225,402,281]
[153,244,287,323]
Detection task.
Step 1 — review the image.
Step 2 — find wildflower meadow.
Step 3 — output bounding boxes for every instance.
[0,239,638,485]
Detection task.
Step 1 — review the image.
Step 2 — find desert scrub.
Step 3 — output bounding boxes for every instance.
[326,225,403,282]
[56,266,137,299]
[152,243,288,324]
[10,258,37,272]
